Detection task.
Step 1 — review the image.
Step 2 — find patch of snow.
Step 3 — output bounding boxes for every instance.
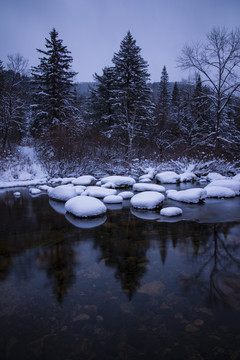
[48,177,63,185]
[167,188,207,204]
[133,183,165,192]
[48,184,77,202]
[207,172,226,182]
[99,175,136,188]
[118,191,134,199]
[179,172,197,183]
[156,171,180,184]
[204,185,235,198]
[103,195,123,204]
[131,191,165,210]
[207,180,240,195]
[81,186,117,198]
[65,196,107,218]
[72,175,96,186]
[0,179,47,189]
[139,168,155,181]
[160,207,183,217]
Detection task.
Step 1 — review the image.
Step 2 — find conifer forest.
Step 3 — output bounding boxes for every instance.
[1,27,240,176]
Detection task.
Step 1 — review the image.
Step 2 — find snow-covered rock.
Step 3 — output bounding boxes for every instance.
[48,184,77,202]
[156,171,180,184]
[100,175,136,188]
[61,177,76,185]
[13,191,21,197]
[167,188,207,204]
[206,172,226,182]
[74,185,87,195]
[139,178,152,183]
[179,172,197,183]
[38,185,52,191]
[118,191,134,199]
[131,191,165,210]
[160,207,183,217]
[207,180,240,195]
[81,186,117,198]
[29,187,42,195]
[103,195,123,204]
[72,175,96,186]
[65,196,107,218]
[204,185,235,198]
[232,174,240,182]
[133,183,165,192]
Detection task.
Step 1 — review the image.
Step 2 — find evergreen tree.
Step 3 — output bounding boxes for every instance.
[156,66,170,129]
[191,75,212,148]
[111,31,154,161]
[31,28,77,140]
[89,66,115,133]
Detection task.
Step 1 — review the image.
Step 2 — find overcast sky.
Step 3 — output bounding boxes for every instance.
[1,0,240,82]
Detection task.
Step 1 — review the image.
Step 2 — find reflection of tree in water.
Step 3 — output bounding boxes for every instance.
[0,190,78,303]
[178,222,240,310]
[94,210,151,299]
[37,242,77,303]
[155,221,211,264]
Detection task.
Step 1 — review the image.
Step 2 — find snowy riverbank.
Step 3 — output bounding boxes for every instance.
[0,146,239,188]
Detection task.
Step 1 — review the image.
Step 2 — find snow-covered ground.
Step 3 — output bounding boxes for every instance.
[1,146,240,222]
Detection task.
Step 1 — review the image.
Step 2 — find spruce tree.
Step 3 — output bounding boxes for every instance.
[171,82,181,123]
[111,31,154,161]
[89,66,115,132]
[31,28,77,139]
[156,66,170,129]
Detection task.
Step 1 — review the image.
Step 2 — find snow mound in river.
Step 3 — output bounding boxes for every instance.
[65,196,107,218]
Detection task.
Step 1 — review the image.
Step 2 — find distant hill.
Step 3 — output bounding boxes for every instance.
[75,82,96,97]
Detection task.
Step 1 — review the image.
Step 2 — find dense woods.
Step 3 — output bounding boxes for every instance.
[1,27,240,172]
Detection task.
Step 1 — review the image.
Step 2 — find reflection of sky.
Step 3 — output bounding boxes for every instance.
[1,0,239,82]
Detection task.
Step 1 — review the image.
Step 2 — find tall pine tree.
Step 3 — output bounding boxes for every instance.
[31,28,77,141]
[156,66,170,129]
[111,31,154,161]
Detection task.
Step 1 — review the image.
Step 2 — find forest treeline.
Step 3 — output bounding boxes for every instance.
[0,27,240,169]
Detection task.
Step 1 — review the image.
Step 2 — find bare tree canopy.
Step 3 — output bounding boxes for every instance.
[7,53,29,76]
[178,27,240,153]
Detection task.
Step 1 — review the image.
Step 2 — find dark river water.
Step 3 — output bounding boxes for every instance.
[1,186,240,360]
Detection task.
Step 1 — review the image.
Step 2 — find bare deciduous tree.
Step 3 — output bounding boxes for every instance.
[178,27,240,153]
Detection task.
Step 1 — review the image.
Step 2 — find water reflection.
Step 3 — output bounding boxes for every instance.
[65,213,107,229]
[37,242,77,303]
[1,189,240,359]
[1,190,240,307]
[179,222,240,310]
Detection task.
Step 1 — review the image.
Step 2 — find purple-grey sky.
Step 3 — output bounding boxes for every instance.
[0,0,239,82]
